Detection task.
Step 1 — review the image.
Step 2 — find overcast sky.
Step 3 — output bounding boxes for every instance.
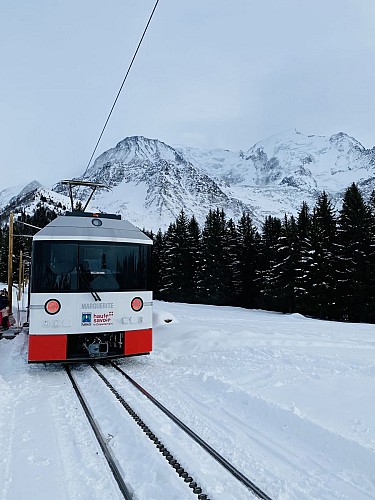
[1,0,375,190]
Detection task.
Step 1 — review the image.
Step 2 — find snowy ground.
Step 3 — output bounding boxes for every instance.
[1,295,375,499]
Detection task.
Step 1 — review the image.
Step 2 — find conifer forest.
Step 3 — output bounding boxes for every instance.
[2,182,375,323]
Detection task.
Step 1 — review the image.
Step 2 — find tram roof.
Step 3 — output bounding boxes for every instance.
[33,214,152,244]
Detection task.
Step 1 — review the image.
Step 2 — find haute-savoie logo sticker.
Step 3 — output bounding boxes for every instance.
[93,311,114,326]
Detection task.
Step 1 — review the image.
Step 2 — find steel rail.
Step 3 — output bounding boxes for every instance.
[65,365,133,500]
[92,364,209,499]
[109,362,273,500]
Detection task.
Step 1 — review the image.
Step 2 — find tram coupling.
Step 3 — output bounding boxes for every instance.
[83,336,109,357]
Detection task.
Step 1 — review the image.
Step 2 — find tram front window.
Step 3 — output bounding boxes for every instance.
[78,242,151,291]
[31,241,78,293]
[32,241,151,293]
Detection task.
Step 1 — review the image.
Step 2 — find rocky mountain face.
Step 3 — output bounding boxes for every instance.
[177,129,375,222]
[53,136,252,229]
[3,130,375,230]
[0,181,42,212]
[0,183,70,221]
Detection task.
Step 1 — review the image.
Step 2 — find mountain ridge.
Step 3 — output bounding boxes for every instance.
[2,129,375,230]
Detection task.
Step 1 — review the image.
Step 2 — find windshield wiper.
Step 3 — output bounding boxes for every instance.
[79,268,101,302]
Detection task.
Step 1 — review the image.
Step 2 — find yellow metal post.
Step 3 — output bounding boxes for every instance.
[18,250,23,302]
[7,211,14,312]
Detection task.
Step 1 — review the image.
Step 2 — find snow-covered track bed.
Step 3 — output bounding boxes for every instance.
[65,365,133,499]
[67,362,270,500]
[93,363,211,500]
[107,361,273,500]
[116,347,375,500]
[66,364,210,500]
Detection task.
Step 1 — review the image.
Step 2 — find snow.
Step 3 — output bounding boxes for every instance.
[1,294,375,499]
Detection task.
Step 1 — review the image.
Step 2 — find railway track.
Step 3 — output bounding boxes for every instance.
[65,365,133,499]
[66,362,273,500]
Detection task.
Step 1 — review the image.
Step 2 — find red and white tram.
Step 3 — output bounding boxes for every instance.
[28,211,152,362]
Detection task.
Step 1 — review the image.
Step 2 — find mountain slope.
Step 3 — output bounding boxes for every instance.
[54,136,252,229]
[177,129,375,220]
[3,130,375,230]
[0,181,43,211]
[0,186,71,221]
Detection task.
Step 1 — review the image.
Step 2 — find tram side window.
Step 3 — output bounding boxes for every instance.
[32,242,78,292]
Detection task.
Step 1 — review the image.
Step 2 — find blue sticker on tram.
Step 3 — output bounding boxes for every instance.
[81,313,92,326]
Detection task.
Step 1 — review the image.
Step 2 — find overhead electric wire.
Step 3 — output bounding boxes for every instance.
[84,0,160,174]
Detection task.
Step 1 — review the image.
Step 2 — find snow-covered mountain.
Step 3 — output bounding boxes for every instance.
[0,184,71,220]
[53,136,252,229]
[3,130,375,230]
[177,129,375,221]
[181,129,374,190]
[0,181,43,211]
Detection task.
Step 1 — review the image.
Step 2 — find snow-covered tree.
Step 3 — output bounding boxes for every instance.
[151,229,164,299]
[299,192,338,319]
[336,183,375,321]
[258,215,282,310]
[265,215,299,313]
[236,212,261,308]
[199,209,232,305]
[159,210,194,302]
[294,201,313,311]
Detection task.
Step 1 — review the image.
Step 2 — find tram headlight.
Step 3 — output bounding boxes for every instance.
[44,299,61,315]
[131,297,143,312]
[91,217,102,227]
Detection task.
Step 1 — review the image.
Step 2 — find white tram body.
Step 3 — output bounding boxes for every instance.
[28,212,153,362]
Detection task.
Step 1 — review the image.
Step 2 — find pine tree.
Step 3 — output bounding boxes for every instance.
[0,205,57,285]
[160,221,179,301]
[266,214,299,313]
[224,218,241,305]
[159,210,198,302]
[11,211,31,284]
[30,204,57,228]
[294,202,312,312]
[295,192,338,319]
[258,215,282,310]
[336,183,375,321]
[199,208,232,305]
[236,213,261,308]
[151,229,164,299]
[185,215,201,302]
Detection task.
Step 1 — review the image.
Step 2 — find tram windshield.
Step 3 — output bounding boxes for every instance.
[31,241,151,293]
